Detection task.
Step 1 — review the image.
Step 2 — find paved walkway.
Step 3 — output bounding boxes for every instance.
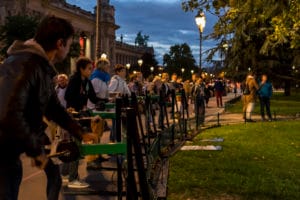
[203,92,245,127]
[18,92,242,200]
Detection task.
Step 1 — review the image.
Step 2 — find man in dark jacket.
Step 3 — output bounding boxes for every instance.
[258,74,273,121]
[0,15,88,200]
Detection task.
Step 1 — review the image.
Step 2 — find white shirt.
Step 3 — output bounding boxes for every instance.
[55,86,67,108]
[87,78,109,109]
[108,75,131,96]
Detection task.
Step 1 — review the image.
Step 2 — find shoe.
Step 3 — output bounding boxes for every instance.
[61,175,69,183]
[245,119,256,122]
[67,180,89,189]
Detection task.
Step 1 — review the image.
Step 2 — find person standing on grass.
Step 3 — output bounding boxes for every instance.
[242,73,259,122]
[258,74,273,121]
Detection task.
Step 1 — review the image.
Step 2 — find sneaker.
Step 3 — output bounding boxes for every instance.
[67,180,89,189]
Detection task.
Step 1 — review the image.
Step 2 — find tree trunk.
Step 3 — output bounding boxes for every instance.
[284,80,291,96]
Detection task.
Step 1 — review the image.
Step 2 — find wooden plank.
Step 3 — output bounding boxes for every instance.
[181,145,222,151]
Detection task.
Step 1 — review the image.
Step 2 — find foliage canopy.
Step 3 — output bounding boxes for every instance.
[181,0,300,86]
[163,43,196,80]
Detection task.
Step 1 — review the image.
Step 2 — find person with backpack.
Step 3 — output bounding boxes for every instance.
[242,73,259,122]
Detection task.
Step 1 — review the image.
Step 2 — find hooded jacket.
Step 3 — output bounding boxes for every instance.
[0,39,83,160]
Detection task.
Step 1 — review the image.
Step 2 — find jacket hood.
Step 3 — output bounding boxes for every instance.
[7,39,57,74]
[111,74,122,80]
[7,39,48,60]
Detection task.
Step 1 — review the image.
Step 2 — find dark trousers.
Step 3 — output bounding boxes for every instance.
[44,159,62,200]
[259,96,272,120]
[195,97,205,126]
[158,103,165,129]
[0,158,22,200]
[215,91,223,107]
[61,160,79,182]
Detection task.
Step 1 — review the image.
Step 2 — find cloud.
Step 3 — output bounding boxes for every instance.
[66,0,219,66]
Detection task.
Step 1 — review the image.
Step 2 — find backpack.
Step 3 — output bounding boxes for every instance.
[243,84,250,95]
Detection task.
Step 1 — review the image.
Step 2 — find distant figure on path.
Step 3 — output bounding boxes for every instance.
[214,78,225,107]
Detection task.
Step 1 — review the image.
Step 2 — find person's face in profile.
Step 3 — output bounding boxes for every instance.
[55,38,72,63]
[81,63,93,79]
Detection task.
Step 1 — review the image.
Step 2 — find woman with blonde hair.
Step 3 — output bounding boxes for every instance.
[87,57,111,109]
[242,73,259,122]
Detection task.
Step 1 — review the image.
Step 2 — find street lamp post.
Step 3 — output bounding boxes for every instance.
[181,67,185,77]
[150,66,154,75]
[138,59,143,74]
[126,63,131,70]
[126,63,131,79]
[195,11,206,75]
[222,43,228,68]
[100,53,107,60]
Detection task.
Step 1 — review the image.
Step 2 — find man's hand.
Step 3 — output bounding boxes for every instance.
[91,115,102,122]
[82,133,98,143]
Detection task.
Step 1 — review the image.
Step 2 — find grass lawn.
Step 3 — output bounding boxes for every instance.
[168,121,300,200]
[226,92,300,116]
[168,92,300,200]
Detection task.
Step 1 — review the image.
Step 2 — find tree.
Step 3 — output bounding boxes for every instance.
[134,31,149,47]
[182,0,300,95]
[0,14,81,74]
[0,14,39,57]
[163,43,196,80]
[141,52,158,78]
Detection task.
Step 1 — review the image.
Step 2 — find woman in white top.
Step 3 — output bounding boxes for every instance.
[108,64,131,97]
[87,58,111,109]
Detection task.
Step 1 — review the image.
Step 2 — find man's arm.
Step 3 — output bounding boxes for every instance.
[45,93,83,141]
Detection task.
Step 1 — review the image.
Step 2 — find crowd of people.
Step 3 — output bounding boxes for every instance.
[0,14,273,200]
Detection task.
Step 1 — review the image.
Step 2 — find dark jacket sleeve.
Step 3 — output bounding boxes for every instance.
[64,75,81,110]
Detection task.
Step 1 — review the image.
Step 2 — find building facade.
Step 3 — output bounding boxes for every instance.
[0,0,154,73]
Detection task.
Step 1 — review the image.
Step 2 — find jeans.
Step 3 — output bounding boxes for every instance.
[44,159,62,200]
[61,160,79,182]
[259,96,272,120]
[0,158,22,200]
